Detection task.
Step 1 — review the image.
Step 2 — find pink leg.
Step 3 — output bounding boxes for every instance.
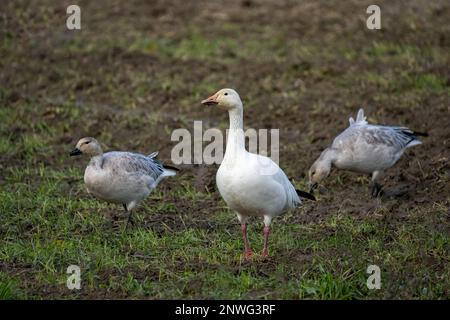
[262,226,271,257]
[241,224,253,259]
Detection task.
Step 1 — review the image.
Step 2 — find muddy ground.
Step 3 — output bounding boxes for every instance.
[0,0,449,299]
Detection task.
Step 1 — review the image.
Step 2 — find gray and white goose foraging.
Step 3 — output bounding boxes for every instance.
[70,137,178,228]
[308,109,427,197]
[201,89,315,259]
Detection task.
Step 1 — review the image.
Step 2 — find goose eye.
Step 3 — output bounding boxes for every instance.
[85,141,90,145]
[224,92,228,96]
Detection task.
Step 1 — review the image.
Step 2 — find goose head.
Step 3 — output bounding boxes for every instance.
[308,157,331,193]
[70,137,103,157]
[201,88,243,111]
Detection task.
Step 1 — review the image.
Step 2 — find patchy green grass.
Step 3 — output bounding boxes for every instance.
[0,0,449,299]
[0,165,448,299]
[0,273,26,299]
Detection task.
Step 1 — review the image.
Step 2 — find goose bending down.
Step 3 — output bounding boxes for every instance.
[309,109,427,197]
[201,89,315,259]
[70,137,178,229]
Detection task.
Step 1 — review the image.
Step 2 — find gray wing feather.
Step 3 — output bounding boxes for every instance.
[368,125,419,149]
[148,151,159,159]
[355,108,367,124]
[335,124,420,150]
[102,152,164,180]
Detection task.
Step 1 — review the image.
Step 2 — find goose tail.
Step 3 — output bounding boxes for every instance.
[147,151,179,177]
[398,128,428,148]
[162,165,179,177]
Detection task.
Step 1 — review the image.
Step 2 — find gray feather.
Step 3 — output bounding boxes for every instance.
[102,151,164,180]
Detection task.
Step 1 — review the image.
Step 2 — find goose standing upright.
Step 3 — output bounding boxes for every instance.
[201,89,315,259]
[70,137,178,229]
[308,108,427,197]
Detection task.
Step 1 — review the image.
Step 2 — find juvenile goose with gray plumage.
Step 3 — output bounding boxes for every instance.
[70,137,178,228]
[309,109,427,197]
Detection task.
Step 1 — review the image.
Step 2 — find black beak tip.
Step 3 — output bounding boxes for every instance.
[70,148,82,156]
[309,183,318,195]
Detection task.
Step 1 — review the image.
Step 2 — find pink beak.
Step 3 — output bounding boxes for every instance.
[201,93,219,106]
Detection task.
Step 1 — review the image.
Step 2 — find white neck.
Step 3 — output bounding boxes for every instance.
[224,107,245,160]
[322,148,337,165]
[89,154,104,168]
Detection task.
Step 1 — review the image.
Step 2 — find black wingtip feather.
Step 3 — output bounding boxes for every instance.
[296,189,316,201]
[412,131,428,137]
[401,129,429,137]
[163,165,180,172]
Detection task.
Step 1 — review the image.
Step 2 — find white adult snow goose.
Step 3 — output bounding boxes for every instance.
[201,89,315,259]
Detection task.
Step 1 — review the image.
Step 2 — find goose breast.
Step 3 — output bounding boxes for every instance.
[216,153,287,217]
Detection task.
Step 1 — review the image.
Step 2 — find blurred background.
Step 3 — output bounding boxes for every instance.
[0,0,449,299]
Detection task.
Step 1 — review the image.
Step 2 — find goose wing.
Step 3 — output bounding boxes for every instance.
[102,151,165,180]
[334,124,422,151]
